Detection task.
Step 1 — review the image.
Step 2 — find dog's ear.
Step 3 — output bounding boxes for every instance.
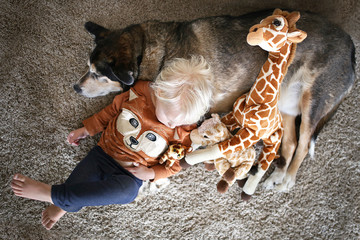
[116,71,135,86]
[102,64,135,86]
[85,21,111,43]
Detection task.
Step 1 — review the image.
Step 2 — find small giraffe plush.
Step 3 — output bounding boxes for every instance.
[159,143,187,168]
[185,9,307,199]
[190,114,256,193]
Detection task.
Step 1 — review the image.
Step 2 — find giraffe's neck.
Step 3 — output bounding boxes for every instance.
[247,42,293,105]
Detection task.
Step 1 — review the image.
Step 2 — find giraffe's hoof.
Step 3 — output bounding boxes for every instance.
[237,178,247,188]
[241,191,252,201]
[179,159,191,169]
[217,180,229,193]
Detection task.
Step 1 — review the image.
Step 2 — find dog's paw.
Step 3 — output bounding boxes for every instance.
[134,178,171,202]
[274,173,296,192]
[263,168,286,190]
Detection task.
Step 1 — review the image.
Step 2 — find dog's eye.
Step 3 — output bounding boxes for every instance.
[129,118,139,128]
[146,133,156,141]
[98,77,109,83]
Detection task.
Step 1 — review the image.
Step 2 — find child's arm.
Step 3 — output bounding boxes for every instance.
[125,163,155,181]
[67,127,89,146]
[83,91,129,136]
[67,91,129,146]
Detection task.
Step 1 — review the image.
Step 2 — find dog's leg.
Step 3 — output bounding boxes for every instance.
[276,91,314,191]
[276,119,312,192]
[264,113,297,189]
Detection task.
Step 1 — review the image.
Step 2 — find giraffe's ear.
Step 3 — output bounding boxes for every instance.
[273,8,283,15]
[287,30,307,43]
[286,11,301,27]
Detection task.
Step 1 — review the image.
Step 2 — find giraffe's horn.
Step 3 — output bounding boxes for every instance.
[273,8,283,15]
[286,11,301,27]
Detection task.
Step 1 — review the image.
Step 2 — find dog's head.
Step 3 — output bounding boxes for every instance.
[74,22,143,97]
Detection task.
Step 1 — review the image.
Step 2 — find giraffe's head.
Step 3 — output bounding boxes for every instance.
[190,113,232,149]
[247,9,307,52]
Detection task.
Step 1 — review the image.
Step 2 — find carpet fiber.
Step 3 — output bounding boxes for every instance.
[1,0,359,239]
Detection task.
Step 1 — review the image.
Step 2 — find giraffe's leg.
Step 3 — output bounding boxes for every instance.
[234,161,254,181]
[243,128,283,196]
[264,113,297,189]
[215,158,231,193]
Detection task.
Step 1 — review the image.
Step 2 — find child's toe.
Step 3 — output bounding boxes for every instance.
[11,181,23,191]
[44,220,55,230]
[13,173,26,181]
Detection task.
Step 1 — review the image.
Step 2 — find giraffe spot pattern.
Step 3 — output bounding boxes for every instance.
[264,31,274,41]
[272,34,285,45]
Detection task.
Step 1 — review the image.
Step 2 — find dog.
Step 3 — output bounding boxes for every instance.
[74,9,355,192]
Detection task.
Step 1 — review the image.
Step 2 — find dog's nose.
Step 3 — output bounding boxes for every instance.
[73,84,82,93]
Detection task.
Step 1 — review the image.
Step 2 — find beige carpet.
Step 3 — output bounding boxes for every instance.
[1,0,359,239]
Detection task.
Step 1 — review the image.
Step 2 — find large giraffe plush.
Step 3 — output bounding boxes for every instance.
[185,9,307,199]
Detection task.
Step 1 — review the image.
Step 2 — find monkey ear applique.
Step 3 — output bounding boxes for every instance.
[173,129,180,140]
[129,89,138,101]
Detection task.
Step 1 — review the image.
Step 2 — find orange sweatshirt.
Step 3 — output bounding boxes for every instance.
[83,81,195,181]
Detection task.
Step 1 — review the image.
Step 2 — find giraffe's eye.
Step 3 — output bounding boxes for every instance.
[273,19,282,27]
[203,135,209,139]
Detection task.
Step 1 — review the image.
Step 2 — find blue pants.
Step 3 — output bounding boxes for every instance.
[51,146,143,212]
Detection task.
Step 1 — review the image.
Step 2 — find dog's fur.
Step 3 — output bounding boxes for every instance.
[74,9,355,192]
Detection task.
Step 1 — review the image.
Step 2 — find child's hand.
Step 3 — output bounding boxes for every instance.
[125,163,155,181]
[67,127,89,146]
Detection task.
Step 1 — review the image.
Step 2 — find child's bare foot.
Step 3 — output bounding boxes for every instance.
[41,205,66,230]
[11,173,52,203]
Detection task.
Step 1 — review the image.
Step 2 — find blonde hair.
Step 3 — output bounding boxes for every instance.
[151,55,214,125]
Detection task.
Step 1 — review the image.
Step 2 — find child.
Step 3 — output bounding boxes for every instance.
[11,55,213,230]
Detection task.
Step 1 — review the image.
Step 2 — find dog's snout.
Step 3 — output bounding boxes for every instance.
[73,84,82,93]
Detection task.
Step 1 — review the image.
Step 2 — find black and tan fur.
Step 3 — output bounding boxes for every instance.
[73,9,355,192]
